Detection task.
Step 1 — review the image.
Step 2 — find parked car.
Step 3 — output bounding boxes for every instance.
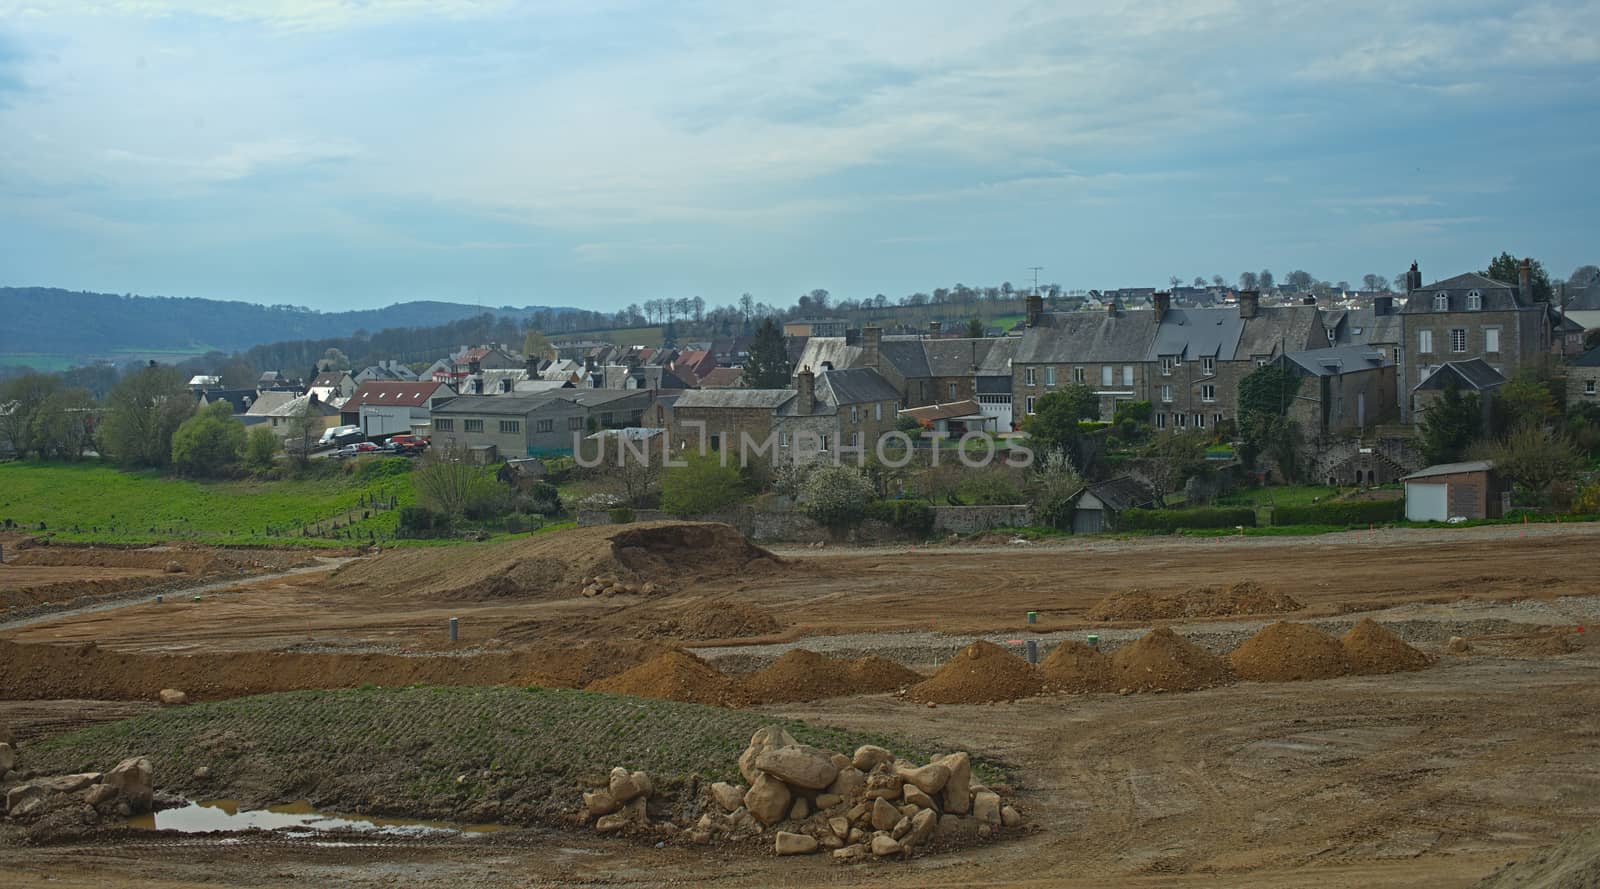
[334,442,380,458]
[381,441,422,456]
[389,433,429,450]
[320,425,365,448]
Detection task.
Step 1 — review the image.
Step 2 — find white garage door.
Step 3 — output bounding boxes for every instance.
[1405,482,1448,522]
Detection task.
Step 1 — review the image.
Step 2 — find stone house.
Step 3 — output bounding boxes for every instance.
[1273,345,1398,437]
[1397,262,1552,422]
[1013,291,1326,432]
[667,367,899,461]
[1410,358,1505,429]
[1567,345,1600,405]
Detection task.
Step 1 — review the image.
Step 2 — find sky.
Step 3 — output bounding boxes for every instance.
[0,0,1597,313]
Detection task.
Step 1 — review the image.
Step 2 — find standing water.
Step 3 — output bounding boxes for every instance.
[129,799,509,837]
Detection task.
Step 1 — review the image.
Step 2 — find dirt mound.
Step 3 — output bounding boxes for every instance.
[642,600,781,641]
[1340,618,1432,674]
[1473,822,1600,889]
[8,545,313,575]
[586,649,746,707]
[907,640,1043,704]
[1088,581,1302,622]
[1039,640,1113,692]
[845,656,923,693]
[330,522,780,601]
[1512,631,1583,657]
[1109,627,1233,692]
[1228,621,1351,682]
[740,649,854,703]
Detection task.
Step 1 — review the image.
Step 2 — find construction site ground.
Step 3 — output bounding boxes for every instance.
[1,522,1597,887]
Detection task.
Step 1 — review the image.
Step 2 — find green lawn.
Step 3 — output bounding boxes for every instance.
[1216,484,1344,508]
[0,460,419,546]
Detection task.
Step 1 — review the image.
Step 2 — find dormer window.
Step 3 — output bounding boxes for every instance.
[1466,290,1482,310]
[1432,293,1449,311]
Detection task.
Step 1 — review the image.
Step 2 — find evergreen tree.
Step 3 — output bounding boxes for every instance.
[740,318,791,388]
[1419,385,1482,464]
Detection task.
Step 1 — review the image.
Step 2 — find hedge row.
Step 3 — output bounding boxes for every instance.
[1117,506,1257,531]
[1271,499,1403,527]
[866,499,936,536]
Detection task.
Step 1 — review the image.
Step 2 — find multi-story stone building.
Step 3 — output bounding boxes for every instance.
[1012,291,1326,432]
[667,367,900,461]
[1396,261,1552,421]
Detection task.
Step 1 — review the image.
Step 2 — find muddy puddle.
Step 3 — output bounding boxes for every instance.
[129,799,511,837]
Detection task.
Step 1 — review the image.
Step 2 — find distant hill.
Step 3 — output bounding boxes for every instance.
[0,288,576,365]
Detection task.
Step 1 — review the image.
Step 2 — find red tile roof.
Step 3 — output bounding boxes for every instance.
[346,381,448,408]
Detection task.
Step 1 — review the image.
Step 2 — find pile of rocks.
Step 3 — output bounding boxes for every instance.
[580,574,660,598]
[577,726,1026,861]
[3,753,154,822]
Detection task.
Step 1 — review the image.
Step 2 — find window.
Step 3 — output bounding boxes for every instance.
[1073,366,1086,384]
[1214,413,1224,427]
[780,431,791,447]
[1466,289,1482,310]
[1122,365,1134,385]
[1450,328,1467,353]
[948,383,957,400]
[817,434,830,452]
[568,416,584,430]
[1155,412,1166,429]
[536,419,553,433]
[1432,293,1449,311]
[1174,413,1187,428]
[1161,356,1174,376]
[1255,356,1270,367]
[1201,384,1216,403]
[464,419,483,433]
[850,405,859,423]
[849,431,860,447]
[499,420,520,434]
[1419,329,1434,353]
[874,403,882,421]
[1101,366,1113,386]
[1045,367,1057,387]
[1587,380,1597,396]
[1196,413,1206,428]
[434,418,454,432]
[1025,395,1037,414]
[1025,368,1036,387]
[1485,327,1501,353]
[1160,384,1173,403]
[1201,356,1215,376]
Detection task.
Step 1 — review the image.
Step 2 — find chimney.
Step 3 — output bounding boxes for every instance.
[1106,297,1120,316]
[1152,291,1171,323]
[862,325,882,370]
[1519,257,1536,302]
[1025,293,1044,327]
[309,391,320,406]
[1406,261,1421,294]
[796,366,815,415]
[1374,295,1394,316]
[1238,290,1259,319]
[1302,295,1317,305]
[929,320,941,337]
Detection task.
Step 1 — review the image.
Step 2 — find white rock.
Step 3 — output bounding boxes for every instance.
[775,831,819,855]
[870,834,902,856]
[935,752,971,814]
[852,745,894,772]
[754,745,839,791]
[743,771,792,826]
[710,781,746,813]
[973,790,1002,825]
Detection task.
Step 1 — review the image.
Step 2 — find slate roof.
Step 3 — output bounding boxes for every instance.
[1233,305,1323,358]
[1015,310,1160,363]
[1574,345,1600,368]
[674,389,796,410]
[1281,344,1393,376]
[1402,460,1496,481]
[975,337,1018,376]
[697,367,745,388]
[793,337,863,375]
[1330,308,1405,346]
[1076,476,1155,512]
[244,390,298,416]
[432,393,561,416]
[899,400,985,422]
[311,371,350,388]
[1412,358,1506,392]
[1150,309,1245,360]
[198,388,257,413]
[921,338,1005,377]
[1401,273,1526,312]
[878,337,932,378]
[814,368,899,405]
[266,394,339,418]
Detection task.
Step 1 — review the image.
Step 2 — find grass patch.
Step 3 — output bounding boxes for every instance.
[29,686,1002,824]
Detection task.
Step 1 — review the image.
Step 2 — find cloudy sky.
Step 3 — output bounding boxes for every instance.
[1,0,1596,312]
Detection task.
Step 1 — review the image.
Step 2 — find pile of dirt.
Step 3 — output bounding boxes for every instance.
[9,545,314,576]
[641,600,782,641]
[1088,581,1302,622]
[907,640,1043,704]
[1340,618,1432,674]
[1512,631,1583,657]
[739,649,854,702]
[1473,822,1600,889]
[844,656,924,693]
[587,649,747,707]
[1039,640,1113,692]
[330,522,781,601]
[1109,627,1233,692]
[1228,621,1352,682]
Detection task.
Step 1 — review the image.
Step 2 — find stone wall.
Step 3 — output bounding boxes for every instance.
[930,505,1034,534]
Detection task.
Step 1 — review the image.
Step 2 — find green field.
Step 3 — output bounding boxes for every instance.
[0,459,419,546]
[560,326,665,348]
[28,686,993,825]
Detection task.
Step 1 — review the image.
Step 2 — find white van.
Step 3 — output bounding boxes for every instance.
[319,425,363,447]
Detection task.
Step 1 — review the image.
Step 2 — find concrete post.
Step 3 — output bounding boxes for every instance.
[449,617,459,643]
[1025,640,1038,665]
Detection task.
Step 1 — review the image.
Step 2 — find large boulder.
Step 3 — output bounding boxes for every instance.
[583,789,619,817]
[158,689,188,706]
[903,785,938,811]
[710,781,746,813]
[852,745,894,772]
[4,784,43,818]
[608,767,648,804]
[102,757,153,811]
[827,766,866,800]
[39,773,100,794]
[896,762,951,795]
[870,834,902,856]
[936,752,972,814]
[973,790,1001,825]
[870,797,900,832]
[906,807,938,846]
[754,745,838,790]
[743,771,792,826]
[85,784,119,807]
[739,726,798,783]
[775,831,819,855]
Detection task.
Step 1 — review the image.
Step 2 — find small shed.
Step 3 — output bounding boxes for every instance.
[1401,460,1507,522]
[1069,476,1155,534]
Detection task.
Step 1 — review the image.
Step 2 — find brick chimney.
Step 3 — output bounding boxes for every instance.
[1152,291,1171,323]
[929,320,941,337]
[1238,290,1259,319]
[862,325,882,370]
[1106,297,1120,317]
[1406,261,1421,294]
[796,366,815,415]
[1519,257,1535,302]
[1025,293,1044,327]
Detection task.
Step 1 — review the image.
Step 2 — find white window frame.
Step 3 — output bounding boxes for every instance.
[1587,380,1597,396]
[1201,356,1215,376]
[817,434,830,452]
[1160,384,1173,403]
[874,403,883,421]
[1044,366,1056,387]
[1419,329,1434,354]
[1025,395,1037,414]
[1175,412,1187,428]
[1201,384,1216,403]
[1484,327,1501,354]
[1161,356,1174,376]
[850,405,859,423]
[1432,293,1449,311]
[1100,365,1113,386]
[1196,413,1206,429]
[780,431,791,447]
[1122,365,1134,386]
[1073,366,1086,384]
[1450,328,1467,353]
[1214,413,1224,426]
[948,382,957,400]
[1025,368,1037,387]
[1466,290,1482,310]
[1155,412,1166,429]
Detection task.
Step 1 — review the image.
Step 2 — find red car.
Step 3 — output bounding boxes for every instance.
[389,434,429,450]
